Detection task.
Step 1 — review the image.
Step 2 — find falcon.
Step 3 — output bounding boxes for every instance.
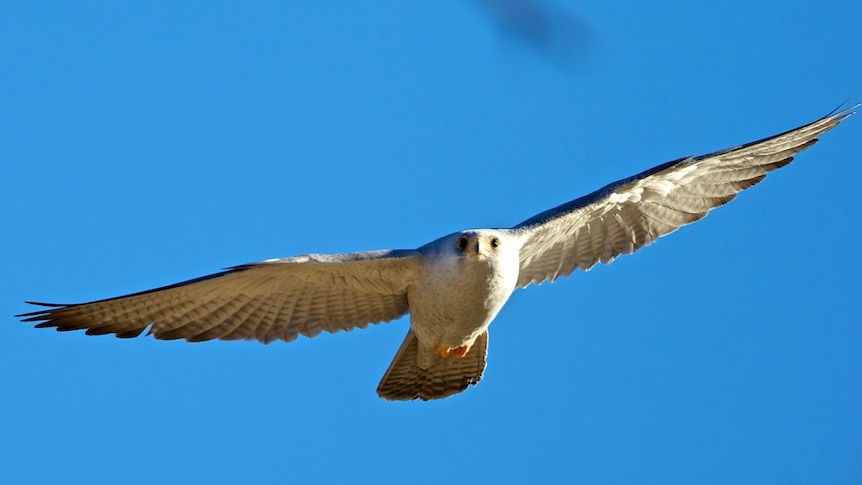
[17,105,855,400]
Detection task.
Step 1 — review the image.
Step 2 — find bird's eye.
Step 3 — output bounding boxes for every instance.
[457,236,469,250]
[490,237,500,248]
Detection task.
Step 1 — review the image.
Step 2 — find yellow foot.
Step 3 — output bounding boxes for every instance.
[434,344,452,358]
[434,343,472,358]
[451,344,471,358]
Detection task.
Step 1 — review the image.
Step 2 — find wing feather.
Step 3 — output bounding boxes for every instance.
[18,250,423,344]
[513,105,856,287]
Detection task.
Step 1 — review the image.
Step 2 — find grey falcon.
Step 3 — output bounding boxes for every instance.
[17,105,855,401]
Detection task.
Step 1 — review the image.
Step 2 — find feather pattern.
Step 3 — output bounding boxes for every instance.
[18,250,422,344]
[377,329,489,401]
[512,105,856,287]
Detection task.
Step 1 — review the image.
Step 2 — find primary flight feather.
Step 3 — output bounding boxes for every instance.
[18,106,855,401]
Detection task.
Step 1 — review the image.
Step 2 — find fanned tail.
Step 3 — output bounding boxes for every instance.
[376,330,488,401]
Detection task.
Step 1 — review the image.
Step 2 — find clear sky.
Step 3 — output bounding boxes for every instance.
[2,1,860,483]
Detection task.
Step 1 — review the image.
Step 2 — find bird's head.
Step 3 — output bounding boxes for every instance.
[453,231,502,260]
[437,229,521,291]
[421,229,520,273]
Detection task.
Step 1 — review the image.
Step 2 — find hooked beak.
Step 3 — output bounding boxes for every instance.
[469,236,489,258]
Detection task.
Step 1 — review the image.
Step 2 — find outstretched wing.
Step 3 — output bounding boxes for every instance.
[512,105,856,287]
[18,250,423,344]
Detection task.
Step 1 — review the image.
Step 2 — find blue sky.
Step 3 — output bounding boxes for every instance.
[2,1,860,483]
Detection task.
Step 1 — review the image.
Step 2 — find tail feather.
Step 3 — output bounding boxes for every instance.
[376,330,489,401]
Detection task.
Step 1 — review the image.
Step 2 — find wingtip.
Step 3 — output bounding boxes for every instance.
[15,301,73,319]
[825,99,859,121]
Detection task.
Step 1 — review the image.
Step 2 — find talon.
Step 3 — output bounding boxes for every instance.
[451,344,471,358]
[434,343,473,358]
[434,344,452,358]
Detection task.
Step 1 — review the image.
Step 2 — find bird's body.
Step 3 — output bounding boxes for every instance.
[17,106,856,400]
[411,231,519,355]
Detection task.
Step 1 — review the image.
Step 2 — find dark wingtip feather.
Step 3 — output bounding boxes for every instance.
[16,302,75,320]
[825,100,859,120]
[24,301,70,308]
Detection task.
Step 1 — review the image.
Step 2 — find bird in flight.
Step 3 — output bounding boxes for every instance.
[18,105,855,401]
[470,0,595,71]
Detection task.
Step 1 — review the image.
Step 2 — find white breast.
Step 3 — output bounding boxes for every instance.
[408,231,521,348]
